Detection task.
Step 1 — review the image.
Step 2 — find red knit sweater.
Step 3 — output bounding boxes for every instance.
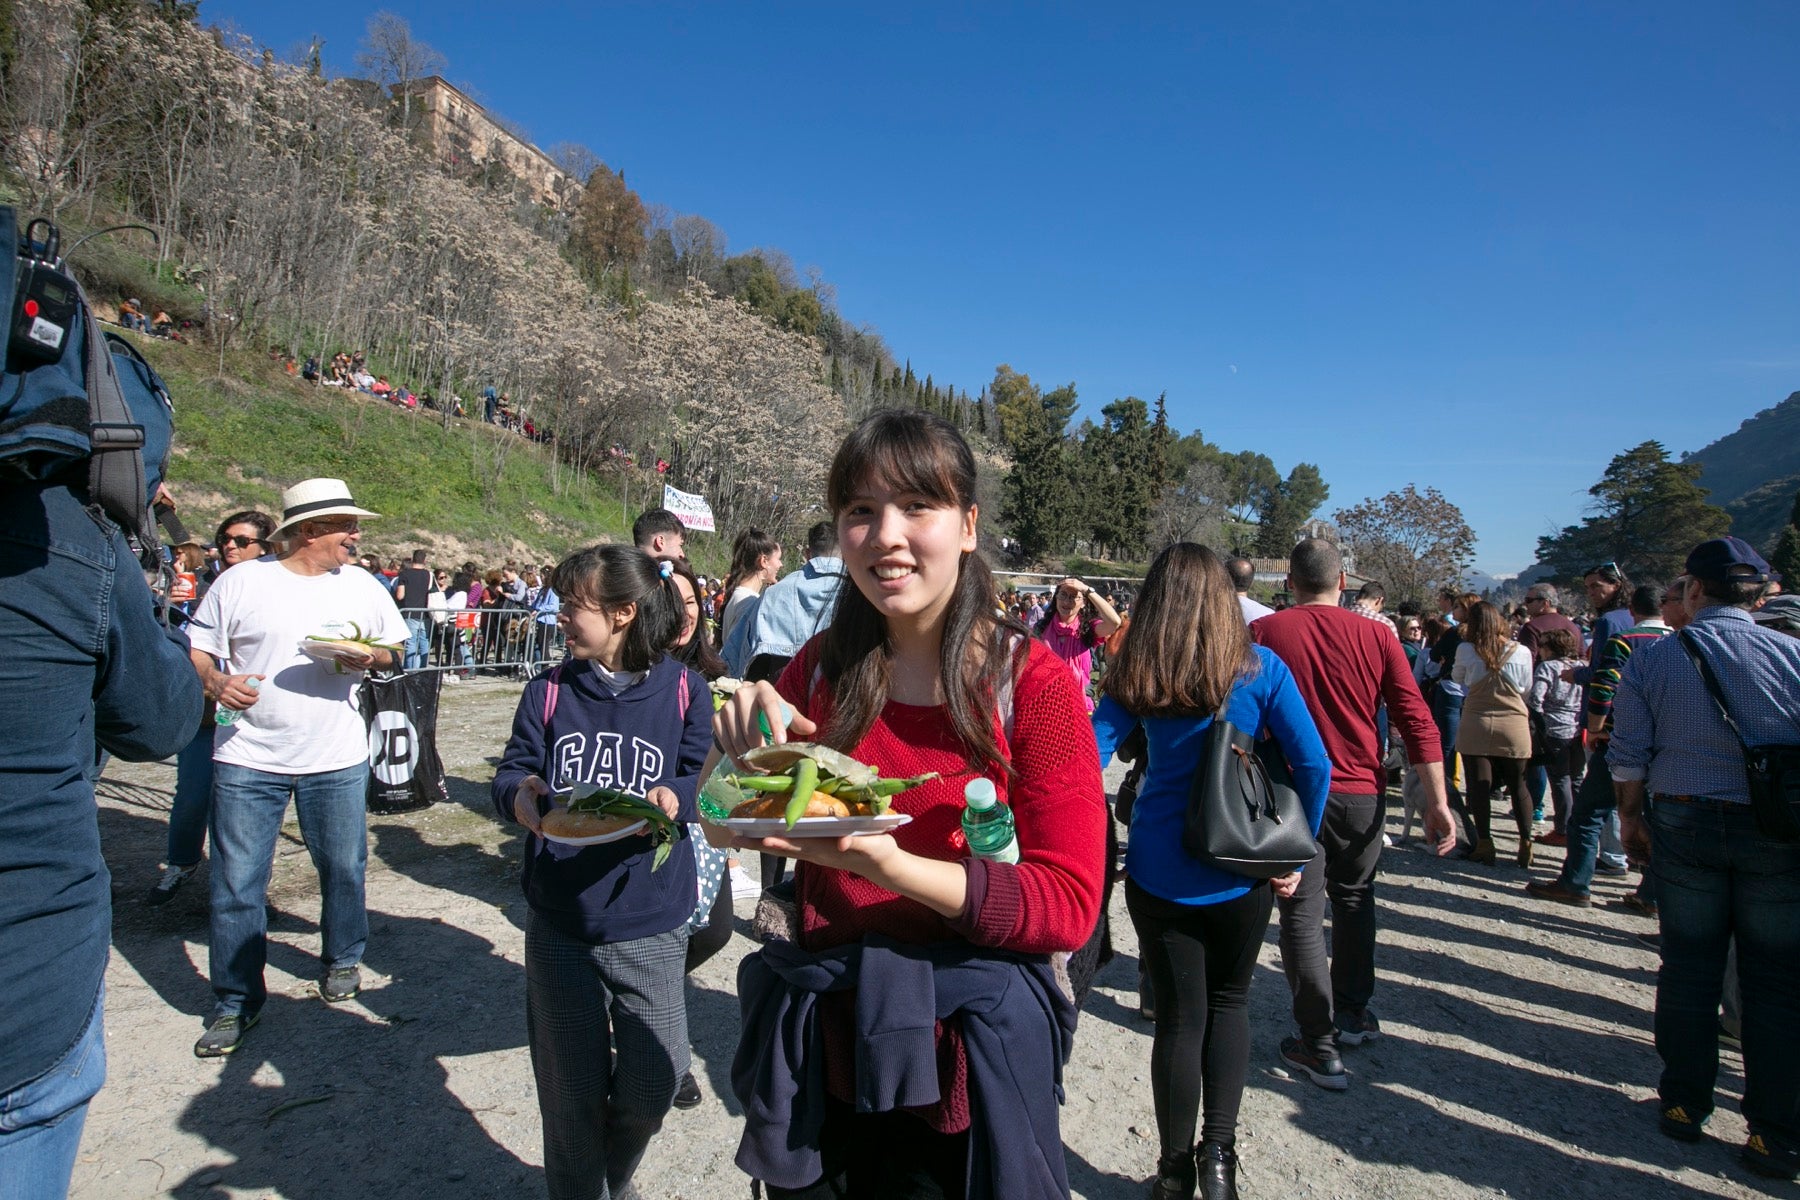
[774,635,1106,1133]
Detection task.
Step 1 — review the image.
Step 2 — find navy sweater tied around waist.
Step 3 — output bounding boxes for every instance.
[733,933,1077,1199]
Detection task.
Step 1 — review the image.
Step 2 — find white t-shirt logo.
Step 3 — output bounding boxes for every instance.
[369,710,420,785]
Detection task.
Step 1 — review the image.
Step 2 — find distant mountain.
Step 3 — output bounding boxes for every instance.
[1683,391,1800,551]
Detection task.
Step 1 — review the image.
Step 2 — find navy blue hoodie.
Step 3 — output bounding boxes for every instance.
[493,655,712,944]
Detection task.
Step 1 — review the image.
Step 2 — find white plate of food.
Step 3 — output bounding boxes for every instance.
[299,639,377,664]
[538,809,651,846]
[716,813,912,839]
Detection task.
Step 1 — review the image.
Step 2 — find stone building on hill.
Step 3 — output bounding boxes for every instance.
[396,76,580,212]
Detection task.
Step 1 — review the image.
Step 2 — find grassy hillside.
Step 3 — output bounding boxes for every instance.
[145,338,724,570]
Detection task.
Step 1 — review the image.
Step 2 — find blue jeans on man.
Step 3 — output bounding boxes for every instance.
[402,617,431,671]
[1652,800,1800,1157]
[0,983,105,1200]
[209,762,370,1018]
[1557,744,1619,893]
[167,725,215,869]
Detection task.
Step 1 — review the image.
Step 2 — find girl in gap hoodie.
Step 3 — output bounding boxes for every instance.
[492,545,711,1200]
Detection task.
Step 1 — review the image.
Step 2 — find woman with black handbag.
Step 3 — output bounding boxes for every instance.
[1093,544,1331,1200]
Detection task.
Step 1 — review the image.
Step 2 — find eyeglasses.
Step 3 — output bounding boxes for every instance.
[309,520,361,535]
[1524,594,1548,604]
[223,535,267,549]
[1585,561,1622,582]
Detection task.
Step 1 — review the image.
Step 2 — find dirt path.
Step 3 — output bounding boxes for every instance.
[80,680,1777,1199]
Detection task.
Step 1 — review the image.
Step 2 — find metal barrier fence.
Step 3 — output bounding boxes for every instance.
[396,607,563,678]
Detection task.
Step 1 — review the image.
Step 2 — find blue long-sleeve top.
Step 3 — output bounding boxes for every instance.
[492,654,712,944]
[1092,645,1332,905]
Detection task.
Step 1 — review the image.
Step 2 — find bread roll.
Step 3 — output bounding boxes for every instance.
[541,808,641,840]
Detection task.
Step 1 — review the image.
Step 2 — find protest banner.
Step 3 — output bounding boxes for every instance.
[662,483,716,532]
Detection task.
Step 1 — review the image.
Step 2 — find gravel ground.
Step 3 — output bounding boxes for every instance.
[76,678,1781,1200]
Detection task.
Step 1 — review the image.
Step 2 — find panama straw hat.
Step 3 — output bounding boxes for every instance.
[270,478,380,538]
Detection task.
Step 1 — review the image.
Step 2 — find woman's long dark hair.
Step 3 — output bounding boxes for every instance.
[716,527,780,648]
[1103,543,1256,716]
[549,544,682,673]
[666,556,727,680]
[817,410,1028,775]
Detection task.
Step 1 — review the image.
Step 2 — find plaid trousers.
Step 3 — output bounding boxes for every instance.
[525,910,691,1200]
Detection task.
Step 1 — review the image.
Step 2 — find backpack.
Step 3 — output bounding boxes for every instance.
[0,206,174,552]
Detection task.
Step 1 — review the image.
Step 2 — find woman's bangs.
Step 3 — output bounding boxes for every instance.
[827,418,966,513]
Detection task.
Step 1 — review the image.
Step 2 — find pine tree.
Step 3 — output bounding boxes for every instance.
[1769,486,1800,587]
[1537,441,1731,584]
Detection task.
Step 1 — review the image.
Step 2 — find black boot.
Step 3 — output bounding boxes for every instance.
[1150,1148,1196,1200]
[1197,1141,1239,1200]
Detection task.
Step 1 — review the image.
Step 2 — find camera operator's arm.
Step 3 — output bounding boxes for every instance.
[95,540,204,761]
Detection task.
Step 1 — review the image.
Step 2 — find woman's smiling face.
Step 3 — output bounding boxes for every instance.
[838,481,977,632]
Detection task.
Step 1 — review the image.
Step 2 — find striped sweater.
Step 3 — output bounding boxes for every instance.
[1587,619,1672,730]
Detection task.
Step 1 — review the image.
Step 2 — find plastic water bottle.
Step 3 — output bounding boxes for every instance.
[961,778,1019,864]
[215,677,259,726]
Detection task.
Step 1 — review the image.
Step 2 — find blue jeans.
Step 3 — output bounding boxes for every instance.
[402,618,430,671]
[209,761,370,1017]
[1652,800,1800,1150]
[1557,745,1615,893]
[168,725,214,868]
[0,983,105,1200]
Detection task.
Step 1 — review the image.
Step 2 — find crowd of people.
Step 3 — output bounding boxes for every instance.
[8,407,1800,1200]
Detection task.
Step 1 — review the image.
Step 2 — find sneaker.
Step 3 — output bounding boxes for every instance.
[1636,931,1662,951]
[1594,860,1630,877]
[1616,893,1658,918]
[1279,1036,1348,1091]
[1658,1102,1707,1143]
[194,1010,259,1058]
[1742,1133,1800,1181]
[673,1070,703,1110]
[1335,1009,1382,1046]
[1524,880,1592,907]
[320,965,361,1003]
[1533,831,1568,847]
[146,863,197,907]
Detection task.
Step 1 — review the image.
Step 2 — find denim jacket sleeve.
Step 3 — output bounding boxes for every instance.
[95,538,205,761]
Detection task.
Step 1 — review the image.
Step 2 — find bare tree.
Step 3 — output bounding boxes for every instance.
[547,141,601,183]
[355,11,445,130]
[670,214,726,282]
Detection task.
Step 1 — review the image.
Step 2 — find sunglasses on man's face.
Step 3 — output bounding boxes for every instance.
[223,535,267,549]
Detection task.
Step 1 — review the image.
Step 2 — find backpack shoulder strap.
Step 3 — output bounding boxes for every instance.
[541,664,563,729]
[677,667,690,720]
[1677,629,1750,752]
[77,289,147,541]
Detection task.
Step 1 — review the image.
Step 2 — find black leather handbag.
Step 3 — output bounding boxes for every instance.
[1678,631,1800,842]
[1182,699,1319,879]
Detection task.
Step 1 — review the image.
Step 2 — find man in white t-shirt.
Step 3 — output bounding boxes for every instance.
[1228,556,1276,623]
[185,479,408,1058]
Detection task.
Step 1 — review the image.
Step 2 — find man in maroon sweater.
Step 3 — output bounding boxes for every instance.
[1252,539,1455,1090]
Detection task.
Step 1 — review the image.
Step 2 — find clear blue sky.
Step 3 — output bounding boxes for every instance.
[208,1,1800,573]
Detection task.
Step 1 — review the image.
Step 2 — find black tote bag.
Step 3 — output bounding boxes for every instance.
[1182,700,1318,879]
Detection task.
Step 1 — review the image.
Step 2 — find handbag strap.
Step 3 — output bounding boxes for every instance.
[1676,629,1752,755]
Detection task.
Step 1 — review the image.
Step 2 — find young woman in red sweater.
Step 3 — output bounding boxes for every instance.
[712,410,1107,1200]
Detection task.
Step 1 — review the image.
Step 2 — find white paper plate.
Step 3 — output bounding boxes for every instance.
[716,813,912,839]
[299,640,369,663]
[540,817,650,846]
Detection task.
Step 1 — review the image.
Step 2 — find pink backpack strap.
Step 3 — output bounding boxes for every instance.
[677,669,690,720]
[541,665,563,729]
